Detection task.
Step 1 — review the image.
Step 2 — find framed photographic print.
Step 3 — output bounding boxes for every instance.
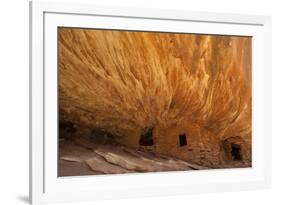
[29,0,272,204]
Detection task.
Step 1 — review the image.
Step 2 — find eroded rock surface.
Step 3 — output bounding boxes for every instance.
[59,139,206,176]
[58,28,252,168]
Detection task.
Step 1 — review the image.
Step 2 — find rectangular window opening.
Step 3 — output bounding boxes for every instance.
[179,134,187,146]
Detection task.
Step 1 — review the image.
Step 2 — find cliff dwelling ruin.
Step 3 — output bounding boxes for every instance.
[58,28,252,176]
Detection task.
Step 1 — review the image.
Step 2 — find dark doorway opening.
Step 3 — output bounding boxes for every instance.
[231,143,242,161]
[179,133,187,146]
[139,127,154,146]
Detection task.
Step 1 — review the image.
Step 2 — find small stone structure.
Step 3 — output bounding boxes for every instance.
[116,123,251,168]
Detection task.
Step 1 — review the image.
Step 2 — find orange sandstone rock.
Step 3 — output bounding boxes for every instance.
[58,28,251,168]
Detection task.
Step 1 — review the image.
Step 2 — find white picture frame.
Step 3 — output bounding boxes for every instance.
[29,0,272,204]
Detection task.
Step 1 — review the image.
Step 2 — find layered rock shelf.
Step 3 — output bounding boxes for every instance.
[59,137,207,176]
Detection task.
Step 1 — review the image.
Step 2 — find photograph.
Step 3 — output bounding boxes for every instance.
[58,27,252,177]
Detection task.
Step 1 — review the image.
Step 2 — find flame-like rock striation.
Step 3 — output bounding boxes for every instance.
[59,28,251,166]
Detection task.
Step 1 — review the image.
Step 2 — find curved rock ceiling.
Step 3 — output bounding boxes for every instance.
[58,28,251,140]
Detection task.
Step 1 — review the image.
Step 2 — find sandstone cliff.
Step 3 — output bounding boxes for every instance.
[58,28,251,167]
